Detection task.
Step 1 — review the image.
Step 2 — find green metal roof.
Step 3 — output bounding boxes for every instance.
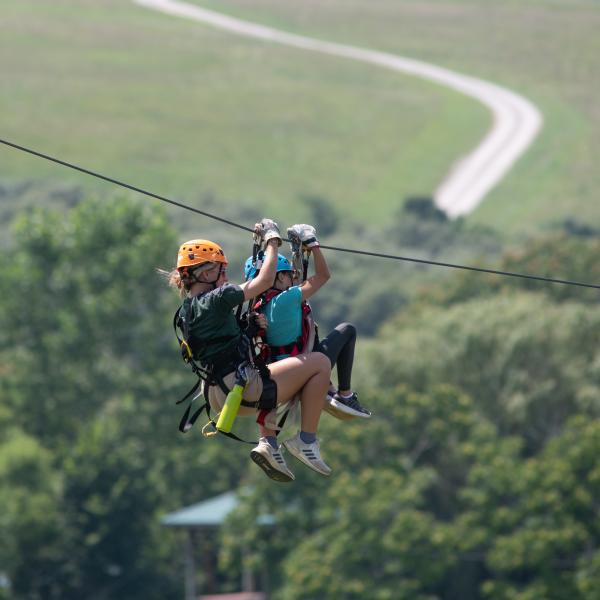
[162,491,237,527]
[161,491,275,528]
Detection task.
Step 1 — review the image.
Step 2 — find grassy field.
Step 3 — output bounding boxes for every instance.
[0,0,487,237]
[190,0,600,236]
[2,0,597,242]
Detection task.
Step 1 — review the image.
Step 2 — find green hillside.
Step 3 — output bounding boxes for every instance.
[0,0,487,232]
[191,0,600,235]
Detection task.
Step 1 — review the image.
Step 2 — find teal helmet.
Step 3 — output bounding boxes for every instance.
[244,253,292,280]
[244,253,261,281]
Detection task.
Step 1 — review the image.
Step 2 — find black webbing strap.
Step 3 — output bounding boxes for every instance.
[173,299,280,442]
[179,399,207,433]
[276,406,290,433]
[203,384,259,445]
[177,380,257,443]
[176,377,202,406]
[173,305,239,360]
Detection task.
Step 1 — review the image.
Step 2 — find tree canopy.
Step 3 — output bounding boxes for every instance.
[1,195,599,598]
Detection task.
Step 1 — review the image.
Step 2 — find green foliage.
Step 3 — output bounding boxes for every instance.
[467,416,600,599]
[430,234,600,308]
[221,389,600,599]
[359,293,600,449]
[57,410,175,599]
[389,201,502,258]
[0,196,254,598]
[221,233,600,598]
[3,192,600,598]
[0,196,177,445]
[220,386,479,598]
[0,426,66,600]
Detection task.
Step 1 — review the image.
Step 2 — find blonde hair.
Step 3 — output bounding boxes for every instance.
[158,262,220,298]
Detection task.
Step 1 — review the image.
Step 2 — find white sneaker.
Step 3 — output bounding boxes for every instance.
[283,432,332,476]
[250,438,295,483]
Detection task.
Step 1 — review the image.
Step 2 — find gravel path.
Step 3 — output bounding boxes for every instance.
[134,0,542,217]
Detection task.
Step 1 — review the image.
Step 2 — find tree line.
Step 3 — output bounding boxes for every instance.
[1,195,599,599]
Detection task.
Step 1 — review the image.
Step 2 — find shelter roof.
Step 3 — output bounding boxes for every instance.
[161,491,274,528]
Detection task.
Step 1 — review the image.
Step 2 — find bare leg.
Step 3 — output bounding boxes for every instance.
[259,424,276,436]
[268,352,331,434]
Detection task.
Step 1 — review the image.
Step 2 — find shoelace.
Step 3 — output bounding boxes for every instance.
[340,394,369,413]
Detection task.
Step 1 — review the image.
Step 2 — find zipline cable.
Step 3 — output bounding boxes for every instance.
[2,137,600,291]
[0,138,252,234]
[318,245,600,290]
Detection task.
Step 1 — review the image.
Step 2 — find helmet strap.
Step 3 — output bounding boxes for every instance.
[203,263,224,289]
[183,263,223,292]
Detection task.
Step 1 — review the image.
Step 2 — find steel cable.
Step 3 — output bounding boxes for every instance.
[2,137,600,290]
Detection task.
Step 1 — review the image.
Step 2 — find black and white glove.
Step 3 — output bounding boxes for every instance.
[254,218,282,247]
[287,224,319,248]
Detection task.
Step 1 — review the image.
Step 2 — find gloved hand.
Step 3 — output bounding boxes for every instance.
[287,224,319,248]
[254,218,282,247]
[252,312,268,332]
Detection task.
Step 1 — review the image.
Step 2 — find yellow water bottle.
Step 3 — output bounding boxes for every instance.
[216,383,244,433]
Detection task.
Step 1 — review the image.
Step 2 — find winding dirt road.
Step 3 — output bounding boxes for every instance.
[134,0,542,218]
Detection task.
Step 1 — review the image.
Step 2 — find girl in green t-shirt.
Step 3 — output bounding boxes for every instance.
[168,219,332,483]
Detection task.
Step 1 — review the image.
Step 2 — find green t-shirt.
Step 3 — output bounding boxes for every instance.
[181,284,245,365]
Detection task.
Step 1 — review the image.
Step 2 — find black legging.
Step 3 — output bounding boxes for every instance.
[314,322,356,391]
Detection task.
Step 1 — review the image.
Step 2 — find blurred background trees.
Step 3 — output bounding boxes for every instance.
[1,194,600,598]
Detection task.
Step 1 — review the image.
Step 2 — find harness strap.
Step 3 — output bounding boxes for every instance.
[256,401,291,432]
[255,292,313,359]
[272,338,302,358]
[176,377,202,406]
[179,401,207,433]
[173,307,239,359]
[174,295,277,441]
[200,384,258,445]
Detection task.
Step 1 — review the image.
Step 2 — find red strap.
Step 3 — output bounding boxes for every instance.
[256,409,270,426]
[299,303,312,352]
[253,289,282,312]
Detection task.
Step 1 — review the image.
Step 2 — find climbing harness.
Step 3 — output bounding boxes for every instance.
[173,233,285,442]
[173,293,278,443]
[246,233,317,361]
[252,290,314,361]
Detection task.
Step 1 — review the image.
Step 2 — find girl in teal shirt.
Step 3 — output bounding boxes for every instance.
[245,224,371,420]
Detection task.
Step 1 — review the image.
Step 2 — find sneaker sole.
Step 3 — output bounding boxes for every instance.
[329,399,371,419]
[283,443,332,477]
[323,403,359,421]
[250,450,295,483]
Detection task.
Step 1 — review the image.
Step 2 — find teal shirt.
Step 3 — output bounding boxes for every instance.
[260,286,303,358]
[182,284,245,364]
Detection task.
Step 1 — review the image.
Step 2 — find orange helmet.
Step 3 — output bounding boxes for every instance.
[176,239,228,271]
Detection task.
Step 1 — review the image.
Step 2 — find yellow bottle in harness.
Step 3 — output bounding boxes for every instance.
[216,382,245,433]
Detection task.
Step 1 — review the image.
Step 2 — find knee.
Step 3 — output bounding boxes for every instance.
[337,322,357,339]
[312,351,332,374]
